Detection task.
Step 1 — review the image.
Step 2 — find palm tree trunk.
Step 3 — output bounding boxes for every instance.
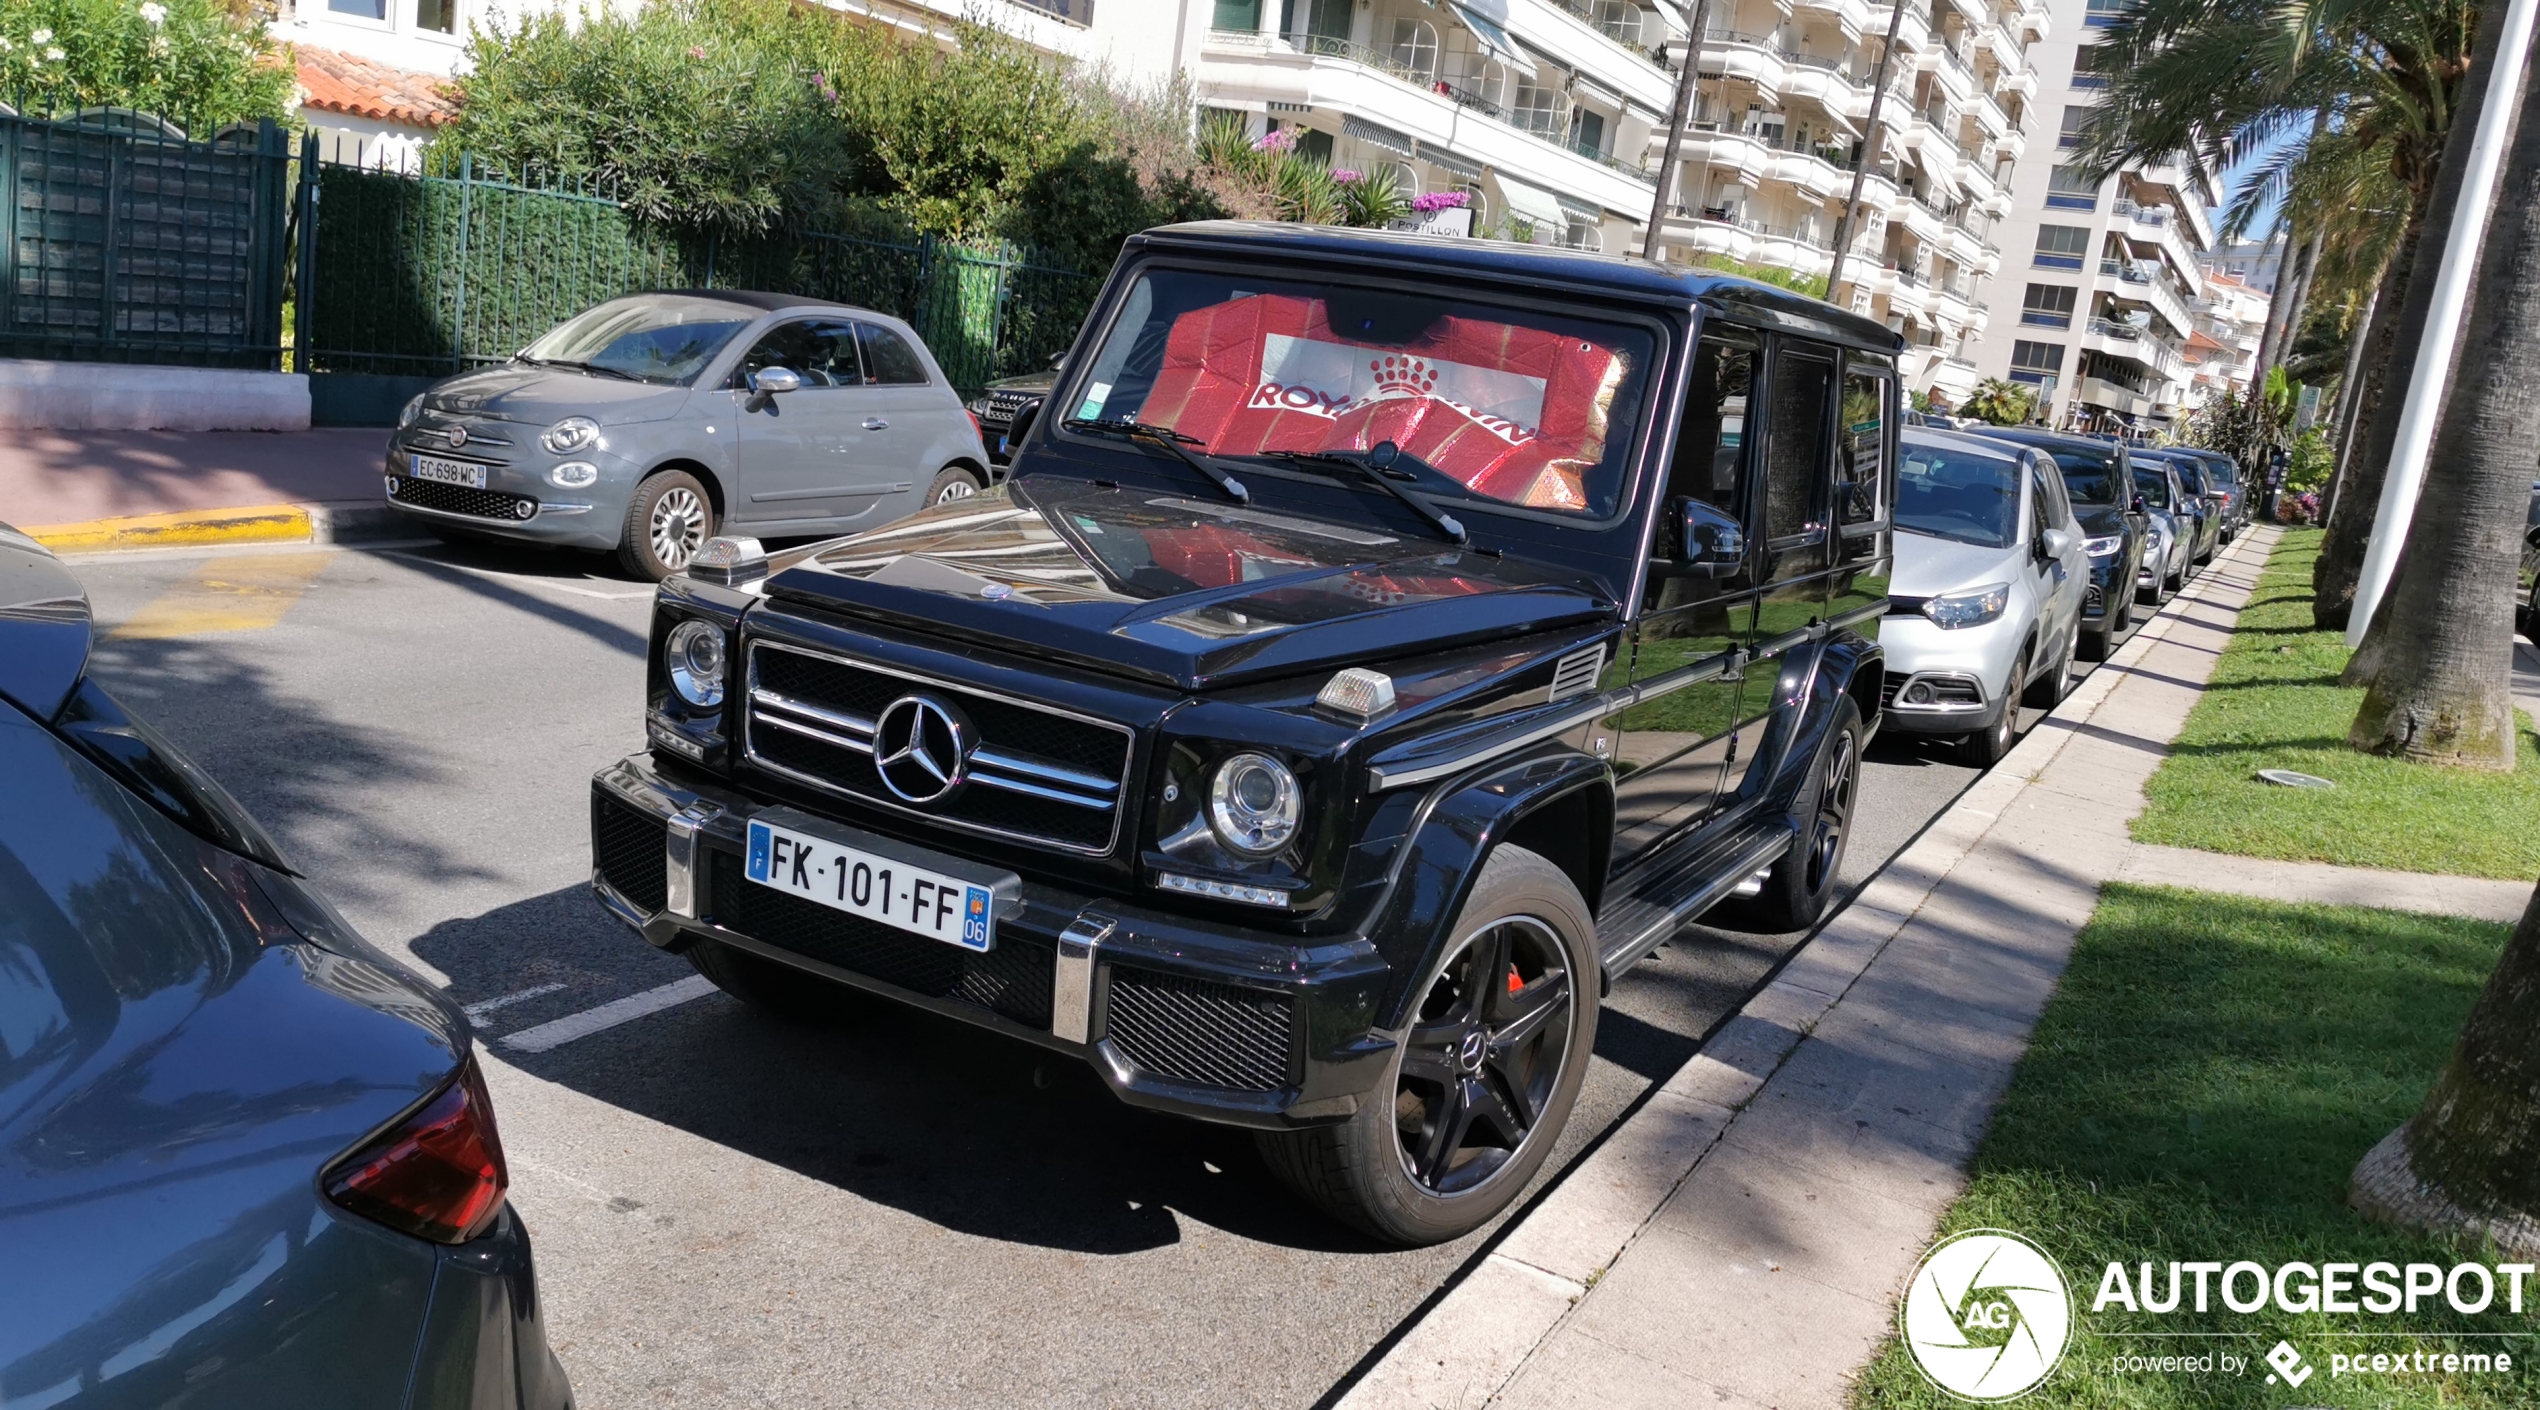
[2251,226,2297,376]
[2314,0,2514,630]
[2344,19,2540,769]
[2353,879,2540,1256]
[2272,230,2324,378]
[2318,278,2384,526]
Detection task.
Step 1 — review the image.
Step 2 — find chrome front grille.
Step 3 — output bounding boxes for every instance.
[742,641,1133,854]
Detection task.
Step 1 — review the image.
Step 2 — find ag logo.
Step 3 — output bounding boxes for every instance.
[1901,1230,2072,1401]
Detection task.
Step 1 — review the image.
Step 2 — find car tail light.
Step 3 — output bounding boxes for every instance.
[323,1056,511,1244]
[967,410,985,441]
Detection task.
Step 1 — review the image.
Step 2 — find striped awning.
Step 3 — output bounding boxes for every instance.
[1344,115,1415,155]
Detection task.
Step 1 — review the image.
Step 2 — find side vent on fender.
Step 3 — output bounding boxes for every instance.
[1549,645,1606,702]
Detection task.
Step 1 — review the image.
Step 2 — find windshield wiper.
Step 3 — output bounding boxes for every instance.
[521,355,641,382]
[1259,442,1468,545]
[1060,418,1248,504]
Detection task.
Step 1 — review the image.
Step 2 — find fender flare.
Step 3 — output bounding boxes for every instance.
[1358,746,1614,1030]
[1735,631,1883,835]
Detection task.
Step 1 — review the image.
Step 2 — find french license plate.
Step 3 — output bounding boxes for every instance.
[744,818,998,952]
[410,454,487,488]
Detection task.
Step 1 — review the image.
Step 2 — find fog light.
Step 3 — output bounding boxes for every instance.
[548,461,598,488]
[512,499,537,520]
[1157,872,1292,908]
[1905,682,1934,703]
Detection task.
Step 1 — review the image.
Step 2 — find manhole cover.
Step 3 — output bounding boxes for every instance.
[2256,769,2337,789]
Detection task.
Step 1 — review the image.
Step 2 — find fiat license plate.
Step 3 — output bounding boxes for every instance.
[744,818,997,952]
[410,454,487,488]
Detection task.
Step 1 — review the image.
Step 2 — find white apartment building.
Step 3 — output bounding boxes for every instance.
[1645,0,2048,403]
[1959,0,2221,430]
[2180,267,2266,406]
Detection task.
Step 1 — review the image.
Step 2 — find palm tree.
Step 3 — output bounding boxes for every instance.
[1959,378,2037,426]
[2069,0,2478,630]
[2341,13,2540,770]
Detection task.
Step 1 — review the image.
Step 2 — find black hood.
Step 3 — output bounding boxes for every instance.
[758,476,1615,691]
[424,362,693,425]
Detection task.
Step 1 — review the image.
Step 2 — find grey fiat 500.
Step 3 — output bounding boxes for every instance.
[384,290,993,579]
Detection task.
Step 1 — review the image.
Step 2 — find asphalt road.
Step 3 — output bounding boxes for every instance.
[65,536,2020,1409]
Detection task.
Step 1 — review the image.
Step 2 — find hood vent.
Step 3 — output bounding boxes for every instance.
[1549,644,1606,702]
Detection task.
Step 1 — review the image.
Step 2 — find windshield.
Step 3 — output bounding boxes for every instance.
[2198,454,2237,485]
[2042,449,2124,505]
[1897,442,2020,547]
[2133,468,2175,507]
[1062,266,1658,519]
[521,295,754,385]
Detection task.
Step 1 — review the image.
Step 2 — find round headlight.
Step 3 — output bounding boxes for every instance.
[665,620,726,707]
[542,416,602,454]
[397,394,425,428]
[1208,752,1300,857]
[548,461,599,488]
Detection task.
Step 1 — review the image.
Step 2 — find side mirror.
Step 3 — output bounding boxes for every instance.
[2038,527,2073,560]
[1674,498,1746,577]
[2131,494,2149,515]
[1001,397,1042,458]
[749,366,803,397]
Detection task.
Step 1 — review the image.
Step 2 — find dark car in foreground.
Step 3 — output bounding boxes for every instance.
[590,222,1902,1244]
[0,526,570,1409]
[1963,426,2148,659]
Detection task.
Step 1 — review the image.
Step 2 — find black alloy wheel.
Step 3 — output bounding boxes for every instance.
[1717,696,1865,933]
[1254,845,1596,1245]
[1393,915,1574,1197]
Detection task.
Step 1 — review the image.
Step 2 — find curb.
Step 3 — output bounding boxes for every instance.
[1332,528,2278,1410]
[24,500,409,554]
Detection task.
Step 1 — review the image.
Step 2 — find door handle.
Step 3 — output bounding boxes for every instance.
[862,417,890,431]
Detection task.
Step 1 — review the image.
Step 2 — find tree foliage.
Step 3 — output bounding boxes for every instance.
[2175,369,2295,474]
[0,0,293,130]
[1960,378,2037,426]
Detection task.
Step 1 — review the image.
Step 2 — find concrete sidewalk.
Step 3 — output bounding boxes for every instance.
[0,427,399,549]
[1340,529,2284,1410]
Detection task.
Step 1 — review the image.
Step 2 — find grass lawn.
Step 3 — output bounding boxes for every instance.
[1850,885,2533,1409]
[2132,528,2540,878]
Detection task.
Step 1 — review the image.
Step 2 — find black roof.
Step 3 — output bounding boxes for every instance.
[1962,425,2129,463]
[647,289,859,313]
[1124,222,1905,355]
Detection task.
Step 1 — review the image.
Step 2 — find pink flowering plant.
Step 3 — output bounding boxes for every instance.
[1411,190,1470,213]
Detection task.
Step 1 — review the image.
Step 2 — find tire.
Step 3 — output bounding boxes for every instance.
[1715,696,1865,934]
[615,470,717,581]
[1959,648,2027,767]
[1254,845,1597,1246]
[2022,621,2076,709]
[686,938,871,1024]
[926,465,985,506]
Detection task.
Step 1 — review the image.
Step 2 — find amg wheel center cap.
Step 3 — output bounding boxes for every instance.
[873,694,974,805]
[1456,1028,1487,1075]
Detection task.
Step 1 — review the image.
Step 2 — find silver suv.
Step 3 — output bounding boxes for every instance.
[384,291,991,579]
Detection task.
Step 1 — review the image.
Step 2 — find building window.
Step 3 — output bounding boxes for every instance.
[2033,224,2088,269]
[1565,218,1603,251]
[1569,107,1607,157]
[1593,0,1643,45]
[2057,105,2089,149]
[1511,76,1566,136]
[328,0,387,18]
[2011,339,2065,373]
[2084,0,2134,23]
[2071,44,2110,87]
[1390,19,1441,80]
[2021,284,2077,328]
[1212,0,1259,28]
[2045,164,2100,210]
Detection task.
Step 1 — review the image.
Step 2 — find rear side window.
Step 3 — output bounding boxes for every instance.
[1764,346,1833,544]
[1836,364,1889,530]
[858,323,932,386]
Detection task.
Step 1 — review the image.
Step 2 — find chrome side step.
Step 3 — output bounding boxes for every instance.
[1594,827,1795,983]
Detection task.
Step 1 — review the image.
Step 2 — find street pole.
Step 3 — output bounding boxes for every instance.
[1642,0,1719,260]
[1822,0,1910,301]
[2347,0,2540,647]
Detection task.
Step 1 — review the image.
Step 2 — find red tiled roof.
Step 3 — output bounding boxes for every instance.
[295,46,457,128]
[2185,329,2228,353]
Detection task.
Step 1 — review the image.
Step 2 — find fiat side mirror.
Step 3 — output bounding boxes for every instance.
[1675,498,1747,578]
[746,365,801,411]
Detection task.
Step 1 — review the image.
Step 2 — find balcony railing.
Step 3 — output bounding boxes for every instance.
[1536,0,1669,70]
[1266,35,1656,183]
[1668,208,1837,251]
[2112,196,2171,227]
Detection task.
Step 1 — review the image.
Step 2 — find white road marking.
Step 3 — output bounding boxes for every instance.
[500,975,719,1053]
[462,981,567,1020]
[379,549,656,600]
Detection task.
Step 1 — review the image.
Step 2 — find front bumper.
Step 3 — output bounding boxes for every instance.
[383,441,634,551]
[588,756,1393,1130]
[1876,613,2019,736]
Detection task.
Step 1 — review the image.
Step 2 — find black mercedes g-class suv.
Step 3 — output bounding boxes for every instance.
[590,222,1900,1244]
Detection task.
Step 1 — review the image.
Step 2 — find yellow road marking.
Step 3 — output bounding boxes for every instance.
[109,551,338,639]
[27,504,313,553]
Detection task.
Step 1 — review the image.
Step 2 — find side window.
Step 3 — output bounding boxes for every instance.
[2037,453,2075,528]
[858,322,932,386]
[734,319,861,387]
[1835,364,1888,537]
[2027,464,2053,542]
[1761,342,1834,578]
[1653,333,1755,568]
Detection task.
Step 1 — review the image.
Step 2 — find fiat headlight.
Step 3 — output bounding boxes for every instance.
[665,619,727,707]
[542,416,602,454]
[1208,752,1300,857]
[1922,583,2011,630]
[397,394,425,428]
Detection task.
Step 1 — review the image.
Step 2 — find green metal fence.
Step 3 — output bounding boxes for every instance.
[295,142,1099,400]
[0,111,291,369]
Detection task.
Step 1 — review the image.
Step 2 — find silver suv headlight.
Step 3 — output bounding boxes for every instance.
[542,416,602,454]
[1208,752,1300,856]
[1922,583,2011,630]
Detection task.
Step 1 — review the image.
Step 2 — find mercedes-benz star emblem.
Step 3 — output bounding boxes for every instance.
[1457,1029,1488,1075]
[872,695,973,805]
[446,425,468,447]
